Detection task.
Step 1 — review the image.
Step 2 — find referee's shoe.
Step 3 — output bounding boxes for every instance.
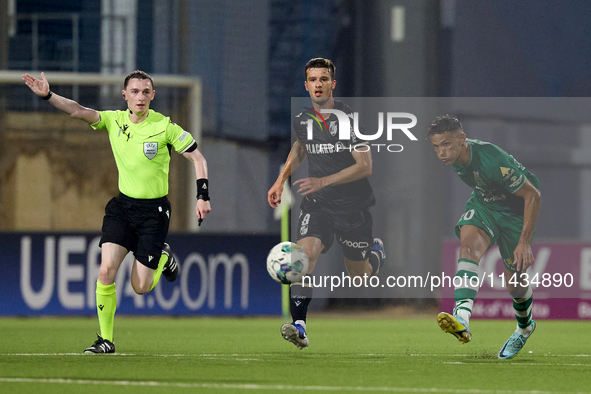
[84,334,115,354]
[162,243,179,282]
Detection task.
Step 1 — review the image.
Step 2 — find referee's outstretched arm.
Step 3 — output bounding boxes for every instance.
[22,72,99,124]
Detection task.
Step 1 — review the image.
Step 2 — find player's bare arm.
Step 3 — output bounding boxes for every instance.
[513,179,542,272]
[183,147,211,219]
[294,147,372,196]
[268,140,307,208]
[22,72,99,124]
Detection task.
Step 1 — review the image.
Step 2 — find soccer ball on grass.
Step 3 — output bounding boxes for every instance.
[266,242,309,284]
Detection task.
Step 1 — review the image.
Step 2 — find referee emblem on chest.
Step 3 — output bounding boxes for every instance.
[144,142,158,160]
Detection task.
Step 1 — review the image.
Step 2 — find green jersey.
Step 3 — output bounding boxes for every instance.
[452,139,540,215]
[90,109,195,199]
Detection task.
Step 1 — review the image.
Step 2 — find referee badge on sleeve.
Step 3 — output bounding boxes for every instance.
[144,142,158,159]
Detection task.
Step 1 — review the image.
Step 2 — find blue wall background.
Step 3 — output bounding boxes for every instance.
[446,0,591,97]
[0,233,281,316]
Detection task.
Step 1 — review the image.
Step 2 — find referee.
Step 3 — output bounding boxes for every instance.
[22,70,211,354]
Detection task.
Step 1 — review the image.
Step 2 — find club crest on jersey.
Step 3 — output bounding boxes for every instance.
[473,171,485,187]
[144,142,158,160]
[329,120,338,136]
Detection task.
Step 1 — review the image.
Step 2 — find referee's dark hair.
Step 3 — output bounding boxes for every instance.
[304,58,336,81]
[428,114,463,136]
[124,70,154,89]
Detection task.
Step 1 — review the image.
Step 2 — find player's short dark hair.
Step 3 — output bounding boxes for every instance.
[428,114,463,136]
[124,70,154,89]
[304,58,336,80]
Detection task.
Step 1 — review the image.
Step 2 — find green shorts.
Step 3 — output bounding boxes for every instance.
[455,197,534,272]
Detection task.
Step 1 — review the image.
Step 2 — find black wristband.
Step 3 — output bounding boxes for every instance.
[41,91,53,100]
[197,179,210,201]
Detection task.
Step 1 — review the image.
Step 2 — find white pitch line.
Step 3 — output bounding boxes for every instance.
[1,353,194,357]
[3,353,136,356]
[3,352,591,361]
[3,352,591,363]
[0,353,483,357]
[2,353,282,357]
[555,355,590,357]
[0,378,587,394]
[444,362,591,367]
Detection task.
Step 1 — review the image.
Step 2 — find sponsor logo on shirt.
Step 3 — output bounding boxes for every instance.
[179,131,189,142]
[509,174,524,188]
[476,186,506,203]
[483,194,507,203]
[500,166,515,181]
[305,143,337,154]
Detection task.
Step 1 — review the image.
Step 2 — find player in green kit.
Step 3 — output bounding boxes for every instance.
[22,70,211,353]
[428,115,541,360]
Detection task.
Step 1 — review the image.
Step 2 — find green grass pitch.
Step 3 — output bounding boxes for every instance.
[1,316,590,393]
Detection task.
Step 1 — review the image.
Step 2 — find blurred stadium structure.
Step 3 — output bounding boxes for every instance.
[0,71,201,231]
[2,0,591,314]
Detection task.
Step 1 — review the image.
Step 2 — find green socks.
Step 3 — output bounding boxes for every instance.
[513,286,533,329]
[96,280,116,342]
[454,258,480,323]
[95,251,170,342]
[149,251,169,291]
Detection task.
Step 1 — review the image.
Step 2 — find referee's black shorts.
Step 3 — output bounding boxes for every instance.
[99,193,171,269]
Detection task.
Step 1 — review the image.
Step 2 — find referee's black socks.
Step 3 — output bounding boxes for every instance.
[290,283,313,323]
